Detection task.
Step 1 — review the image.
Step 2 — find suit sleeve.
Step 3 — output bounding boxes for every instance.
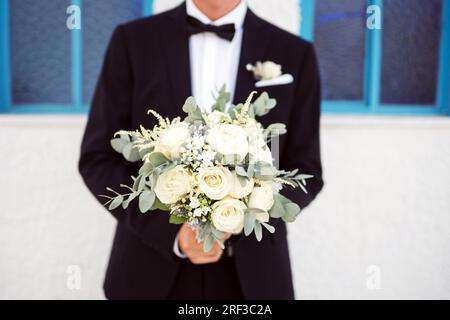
[280,42,324,209]
[78,25,180,261]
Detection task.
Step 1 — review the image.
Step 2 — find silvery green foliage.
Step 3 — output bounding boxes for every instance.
[278,168,314,194]
[269,193,301,223]
[244,208,275,242]
[196,223,225,252]
[110,134,141,162]
[100,151,171,214]
[182,96,204,123]
[211,84,231,112]
[252,91,276,116]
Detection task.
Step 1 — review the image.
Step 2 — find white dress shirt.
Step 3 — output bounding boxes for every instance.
[187,0,247,111]
[173,0,247,258]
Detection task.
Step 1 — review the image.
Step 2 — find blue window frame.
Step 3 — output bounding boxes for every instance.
[0,0,449,115]
[300,0,450,115]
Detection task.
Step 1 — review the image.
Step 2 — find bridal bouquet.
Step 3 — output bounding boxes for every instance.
[101,87,312,252]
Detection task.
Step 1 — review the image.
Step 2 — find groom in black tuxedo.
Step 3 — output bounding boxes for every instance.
[79,0,323,300]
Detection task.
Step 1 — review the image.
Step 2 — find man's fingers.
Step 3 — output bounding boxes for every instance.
[178,224,226,264]
[186,244,221,259]
[189,250,223,264]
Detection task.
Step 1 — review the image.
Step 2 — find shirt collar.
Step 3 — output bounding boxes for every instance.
[186,0,247,30]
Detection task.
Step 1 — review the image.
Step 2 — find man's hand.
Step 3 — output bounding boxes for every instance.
[178,224,231,264]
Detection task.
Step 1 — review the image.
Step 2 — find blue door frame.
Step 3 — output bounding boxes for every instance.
[1,0,449,115]
[300,0,450,115]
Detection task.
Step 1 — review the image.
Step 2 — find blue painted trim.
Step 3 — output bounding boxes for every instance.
[7,104,89,114]
[437,0,450,115]
[322,101,439,115]
[142,0,153,16]
[364,0,383,111]
[300,0,315,41]
[0,0,11,113]
[71,0,83,111]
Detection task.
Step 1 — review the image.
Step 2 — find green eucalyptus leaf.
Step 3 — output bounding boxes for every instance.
[269,195,285,218]
[261,222,275,234]
[228,103,243,119]
[252,92,277,116]
[203,234,214,252]
[282,202,301,222]
[244,212,256,236]
[253,161,277,180]
[211,84,231,112]
[182,96,197,113]
[122,192,138,209]
[169,214,187,224]
[182,96,204,123]
[109,195,123,210]
[235,166,248,177]
[147,152,169,168]
[211,227,225,239]
[237,175,249,188]
[254,221,263,241]
[123,143,141,162]
[138,145,154,158]
[151,197,170,211]
[110,138,128,153]
[139,162,153,176]
[138,175,147,192]
[138,190,156,213]
[247,104,255,118]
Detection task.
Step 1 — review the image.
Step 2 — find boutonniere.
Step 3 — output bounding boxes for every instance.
[246,61,294,88]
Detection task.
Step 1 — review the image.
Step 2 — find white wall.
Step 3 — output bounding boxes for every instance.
[0,115,449,300]
[1,0,449,300]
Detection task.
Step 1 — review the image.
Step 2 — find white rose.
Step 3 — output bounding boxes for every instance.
[154,165,193,204]
[229,170,254,199]
[211,197,246,233]
[204,110,232,127]
[248,182,274,222]
[154,122,190,160]
[246,61,282,80]
[197,166,233,200]
[249,140,273,165]
[206,124,248,162]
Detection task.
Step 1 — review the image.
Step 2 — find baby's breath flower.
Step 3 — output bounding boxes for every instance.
[193,208,203,217]
[189,196,200,209]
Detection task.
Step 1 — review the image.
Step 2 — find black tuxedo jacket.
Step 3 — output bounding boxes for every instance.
[79,3,323,300]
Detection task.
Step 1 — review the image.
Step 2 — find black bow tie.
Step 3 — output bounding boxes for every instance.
[186,15,236,41]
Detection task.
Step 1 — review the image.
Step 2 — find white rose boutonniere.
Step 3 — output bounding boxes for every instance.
[154,165,193,204]
[246,61,282,80]
[197,166,233,200]
[211,197,246,234]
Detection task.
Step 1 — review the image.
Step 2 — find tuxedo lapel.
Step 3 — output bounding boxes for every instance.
[233,9,272,105]
[160,3,192,112]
